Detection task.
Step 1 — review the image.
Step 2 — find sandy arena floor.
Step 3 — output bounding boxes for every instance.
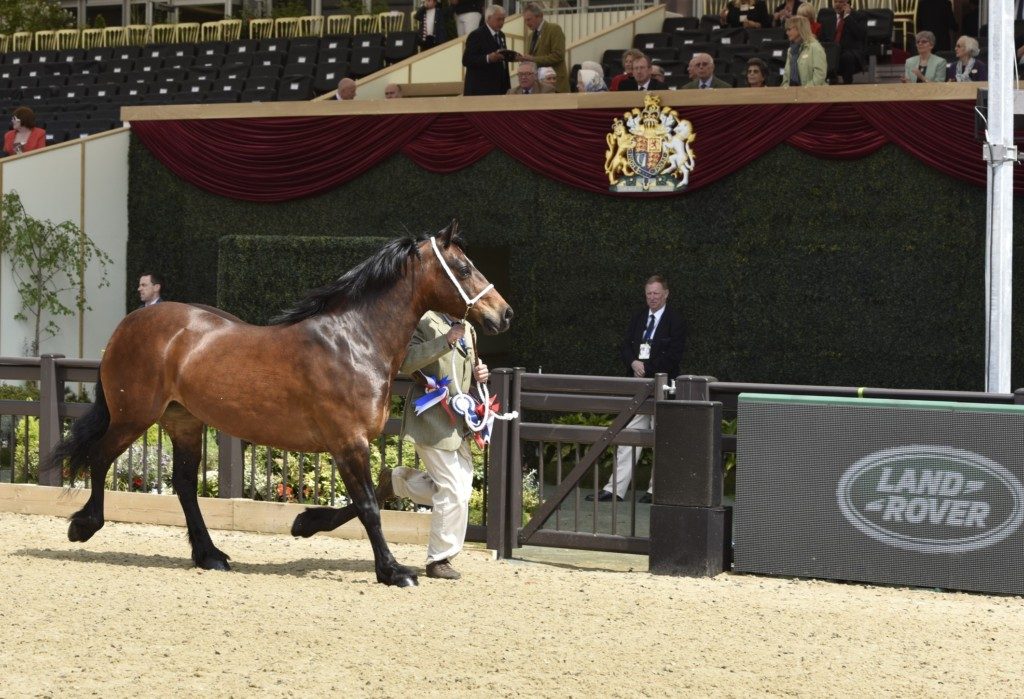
[1,511,1022,698]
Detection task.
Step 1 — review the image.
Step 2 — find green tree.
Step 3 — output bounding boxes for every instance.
[0,192,112,356]
[0,0,73,34]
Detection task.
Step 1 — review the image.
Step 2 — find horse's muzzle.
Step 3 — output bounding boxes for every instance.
[482,305,514,335]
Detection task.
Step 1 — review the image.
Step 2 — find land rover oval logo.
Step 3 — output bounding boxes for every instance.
[836,445,1024,554]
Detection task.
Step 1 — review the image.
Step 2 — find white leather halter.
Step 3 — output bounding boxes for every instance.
[430,235,494,312]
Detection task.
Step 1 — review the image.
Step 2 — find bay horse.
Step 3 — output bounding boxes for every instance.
[47,221,512,587]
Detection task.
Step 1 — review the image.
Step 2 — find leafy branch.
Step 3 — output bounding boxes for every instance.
[0,192,112,356]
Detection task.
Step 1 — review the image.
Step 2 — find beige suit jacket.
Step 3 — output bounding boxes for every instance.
[400,311,477,451]
[529,21,569,93]
[507,82,555,94]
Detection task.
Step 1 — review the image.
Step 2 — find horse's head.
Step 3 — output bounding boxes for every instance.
[423,220,513,335]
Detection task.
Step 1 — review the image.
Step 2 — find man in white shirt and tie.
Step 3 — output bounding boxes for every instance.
[587,276,686,503]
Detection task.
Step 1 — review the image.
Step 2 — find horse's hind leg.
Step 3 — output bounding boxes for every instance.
[162,405,230,571]
[333,440,417,587]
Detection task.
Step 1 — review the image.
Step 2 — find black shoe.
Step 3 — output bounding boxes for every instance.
[426,559,461,580]
[585,490,623,502]
[638,492,652,504]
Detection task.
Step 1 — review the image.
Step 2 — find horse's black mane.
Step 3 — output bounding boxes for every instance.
[270,232,465,325]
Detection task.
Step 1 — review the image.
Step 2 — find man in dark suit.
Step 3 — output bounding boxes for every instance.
[138,272,163,307]
[682,53,733,89]
[818,0,867,84]
[618,54,668,91]
[414,0,448,51]
[586,275,686,503]
[462,4,511,96]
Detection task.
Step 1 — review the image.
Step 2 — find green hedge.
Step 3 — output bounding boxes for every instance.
[128,135,1024,391]
[217,235,387,324]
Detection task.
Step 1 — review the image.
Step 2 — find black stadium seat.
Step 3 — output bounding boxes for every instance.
[321,35,352,52]
[350,47,384,77]
[57,49,84,63]
[196,41,227,58]
[646,47,679,65]
[662,17,700,33]
[135,57,164,73]
[111,46,141,62]
[211,77,245,95]
[227,39,258,56]
[155,68,188,84]
[288,45,319,66]
[161,43,196,59]
[352,33,384,49]
[277,73,313,100]
[385,32,417,63]
[249,64,283,79]
[313,63,348,92]
[258,37,290,53]
[31,50,57,64]
[252,50,286,67]
[633,33,672,51]
[4,51,32,65]
[319,48,350,66]
[0,65,20,80]
[746,27,786,45]
[218,64,249,81]
[189,65,220,82]
[281,61,314,76]
[11,76,39,90]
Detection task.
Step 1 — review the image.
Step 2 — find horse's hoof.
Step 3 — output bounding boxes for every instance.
[68,517,102,543]
[198,557,231,572]
[291,510,315,538]
[380,563,418,587]
[395,574,418,588]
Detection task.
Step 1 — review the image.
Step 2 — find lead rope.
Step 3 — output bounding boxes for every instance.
[428,237,517,437]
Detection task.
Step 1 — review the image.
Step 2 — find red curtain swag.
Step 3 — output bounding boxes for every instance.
[130,100,1012,202]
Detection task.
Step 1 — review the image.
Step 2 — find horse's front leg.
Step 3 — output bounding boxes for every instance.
[333,440,417,587]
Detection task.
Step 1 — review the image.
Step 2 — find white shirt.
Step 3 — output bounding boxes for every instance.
[423,7,436,36]
[644,306,666,338]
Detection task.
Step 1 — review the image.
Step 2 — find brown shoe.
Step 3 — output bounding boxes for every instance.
[426,559,461,580]
[376,468,395,508]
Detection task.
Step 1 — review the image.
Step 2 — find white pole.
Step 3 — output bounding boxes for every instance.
[983,1,1017,392]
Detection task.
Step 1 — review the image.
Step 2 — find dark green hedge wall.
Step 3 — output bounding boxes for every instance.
[217,235,386,324]
[128,135,1024,391]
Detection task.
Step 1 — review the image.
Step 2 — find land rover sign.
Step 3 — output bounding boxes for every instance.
[734,394,1024,595]
[837,445,1024,554]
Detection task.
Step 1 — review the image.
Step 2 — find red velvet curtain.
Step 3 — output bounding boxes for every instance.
[131,100,1016,202]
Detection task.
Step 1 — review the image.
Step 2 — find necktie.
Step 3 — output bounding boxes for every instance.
[497,31,506,49]
[421,12,428,40]
[835,14,845,43]
[639,84,645,90]
[530,29,539,54]
[524,88,531,94]
[701,82,709,89]
[642,314,655,341]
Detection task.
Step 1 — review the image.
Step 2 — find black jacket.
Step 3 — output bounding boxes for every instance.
[462,25,511,96]
[617,77,669,91]
[619,305,686,378]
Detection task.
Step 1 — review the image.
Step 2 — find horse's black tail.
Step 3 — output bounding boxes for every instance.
[47,377,111,483]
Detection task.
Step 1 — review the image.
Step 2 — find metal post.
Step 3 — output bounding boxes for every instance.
[486,368,514,558]
[216,431,244,498]
[38,354,64,486]
[675,374,715,401]
[983,6,1017,392]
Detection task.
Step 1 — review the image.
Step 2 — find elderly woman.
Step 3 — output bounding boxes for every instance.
[745,57,770,87]
[538,67,557,90]
[902,31,947,83]
[3,106,46,157]
[577,68,608,93]
[720,0,771,29]
[947,35,987,82]
[781,15,826,87]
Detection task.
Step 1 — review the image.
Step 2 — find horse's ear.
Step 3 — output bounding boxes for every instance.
[439,219,459,248]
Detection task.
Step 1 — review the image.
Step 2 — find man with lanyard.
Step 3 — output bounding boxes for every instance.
[587,275,686,503]
[378,312,489,580]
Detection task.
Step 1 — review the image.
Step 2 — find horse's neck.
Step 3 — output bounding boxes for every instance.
[356,273,430,368]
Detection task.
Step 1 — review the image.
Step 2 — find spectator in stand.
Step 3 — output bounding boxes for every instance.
[772,0,802,27]
[901,31,946,83]
[415,0,449,50]
[650,64,666,84]
[619,54,668,90]
[538,67,557,90]
[581,60,602,81]
[516,2,569,93]
[796,2,820,36]
[745,57,770,86]
[3,107,46,157]
[610,48,645,91]
[720,0,772,29]
[577,68,608,92]
[686,55,699,80]
[450,0,483,37]
[335,78,357,100]
[508,61,552,94]
[137,273,163,307]
[819,0,867,84]
[782,15,827,86]
[462,5,511,96]
[947,35,986,82]
[683,53,732,88]
[384,83,404,98]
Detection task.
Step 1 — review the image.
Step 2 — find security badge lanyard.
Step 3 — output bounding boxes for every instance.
[638,311,656,361]
[638,342,651,361]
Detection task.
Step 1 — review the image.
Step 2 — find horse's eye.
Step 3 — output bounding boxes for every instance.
[458,265,472,278]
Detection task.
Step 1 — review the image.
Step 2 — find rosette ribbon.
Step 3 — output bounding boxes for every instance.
[414,375,451,416]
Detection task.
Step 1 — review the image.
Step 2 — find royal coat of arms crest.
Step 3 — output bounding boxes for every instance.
[604,93,696,193]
